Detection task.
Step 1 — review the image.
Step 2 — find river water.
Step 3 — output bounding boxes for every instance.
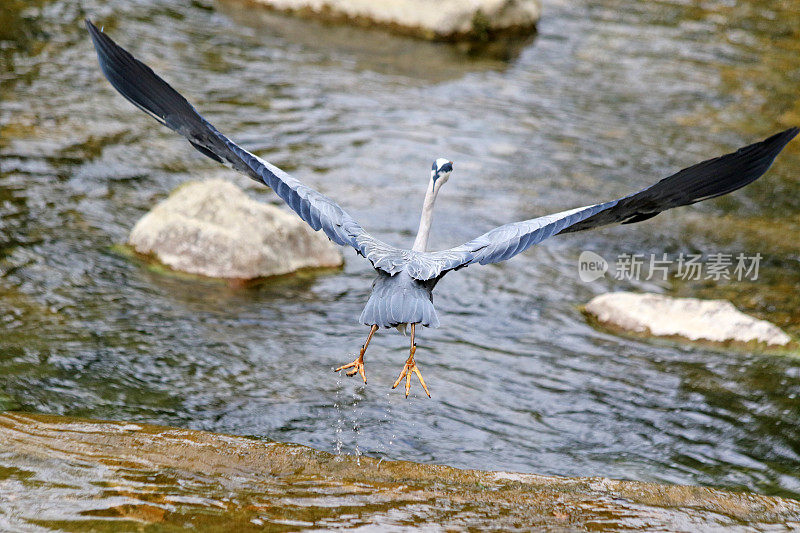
[1,0,799,502]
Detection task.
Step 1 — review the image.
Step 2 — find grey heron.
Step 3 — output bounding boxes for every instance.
[86,21,798,398]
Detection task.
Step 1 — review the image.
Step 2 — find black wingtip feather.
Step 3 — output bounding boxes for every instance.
[561,127,798,233]
[86,20,249,171]
[87,19,192,128]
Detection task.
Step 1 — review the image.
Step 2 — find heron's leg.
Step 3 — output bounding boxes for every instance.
[334,325,378,384]
[392,323,431,398]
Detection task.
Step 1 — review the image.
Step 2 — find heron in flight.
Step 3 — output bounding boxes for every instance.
[87,21,797,398]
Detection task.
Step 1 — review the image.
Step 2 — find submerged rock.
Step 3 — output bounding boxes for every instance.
[128,179,343,279]
[0,412,798,531]
[237,0,541,40]
[585,292,793,348]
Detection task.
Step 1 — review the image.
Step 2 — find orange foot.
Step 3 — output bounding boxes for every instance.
[334,325,377,384]
[335,356,366,384]
[392,345,431,398]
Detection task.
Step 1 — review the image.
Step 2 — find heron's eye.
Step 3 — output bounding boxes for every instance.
[431,162,437,171]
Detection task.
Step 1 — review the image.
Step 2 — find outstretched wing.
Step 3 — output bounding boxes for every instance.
[405,127,798,280]
[86,20,405,272]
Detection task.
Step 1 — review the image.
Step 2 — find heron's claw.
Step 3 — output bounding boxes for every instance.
[392,345,431,398]
[335,325,377,384]
[335,352,367,384]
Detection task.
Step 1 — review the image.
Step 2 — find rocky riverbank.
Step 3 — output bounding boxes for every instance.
[1,412,798,531]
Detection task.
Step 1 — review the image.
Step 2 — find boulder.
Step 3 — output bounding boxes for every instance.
[239,0,541,40]
[128,179,343,279]
[585,292,792,347]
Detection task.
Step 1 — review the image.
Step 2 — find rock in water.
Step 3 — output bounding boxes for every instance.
[240,0,541,40]
[585,292,792,347]
[128,179,343,279]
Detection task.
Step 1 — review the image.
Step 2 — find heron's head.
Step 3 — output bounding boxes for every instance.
[431,158,454,190]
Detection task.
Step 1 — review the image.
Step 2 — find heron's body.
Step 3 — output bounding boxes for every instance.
[86,20,798,398]
[361,270,440,330]
[361,161,448,331]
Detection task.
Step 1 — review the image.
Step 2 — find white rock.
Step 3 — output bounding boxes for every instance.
[128,179,343,279]
[244,0,541,39]
[585,292,792,347]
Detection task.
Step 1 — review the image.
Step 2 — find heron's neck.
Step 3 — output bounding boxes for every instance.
[412,180,438,252]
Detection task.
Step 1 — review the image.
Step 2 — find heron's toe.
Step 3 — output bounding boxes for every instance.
[391,347,431,398]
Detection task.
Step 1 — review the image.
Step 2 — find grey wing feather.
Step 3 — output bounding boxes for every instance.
[86,20,404,272]
[403,201,619,280]
[405,127,797,281]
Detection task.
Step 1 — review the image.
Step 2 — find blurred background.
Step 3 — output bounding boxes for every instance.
[1,0,799,500]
